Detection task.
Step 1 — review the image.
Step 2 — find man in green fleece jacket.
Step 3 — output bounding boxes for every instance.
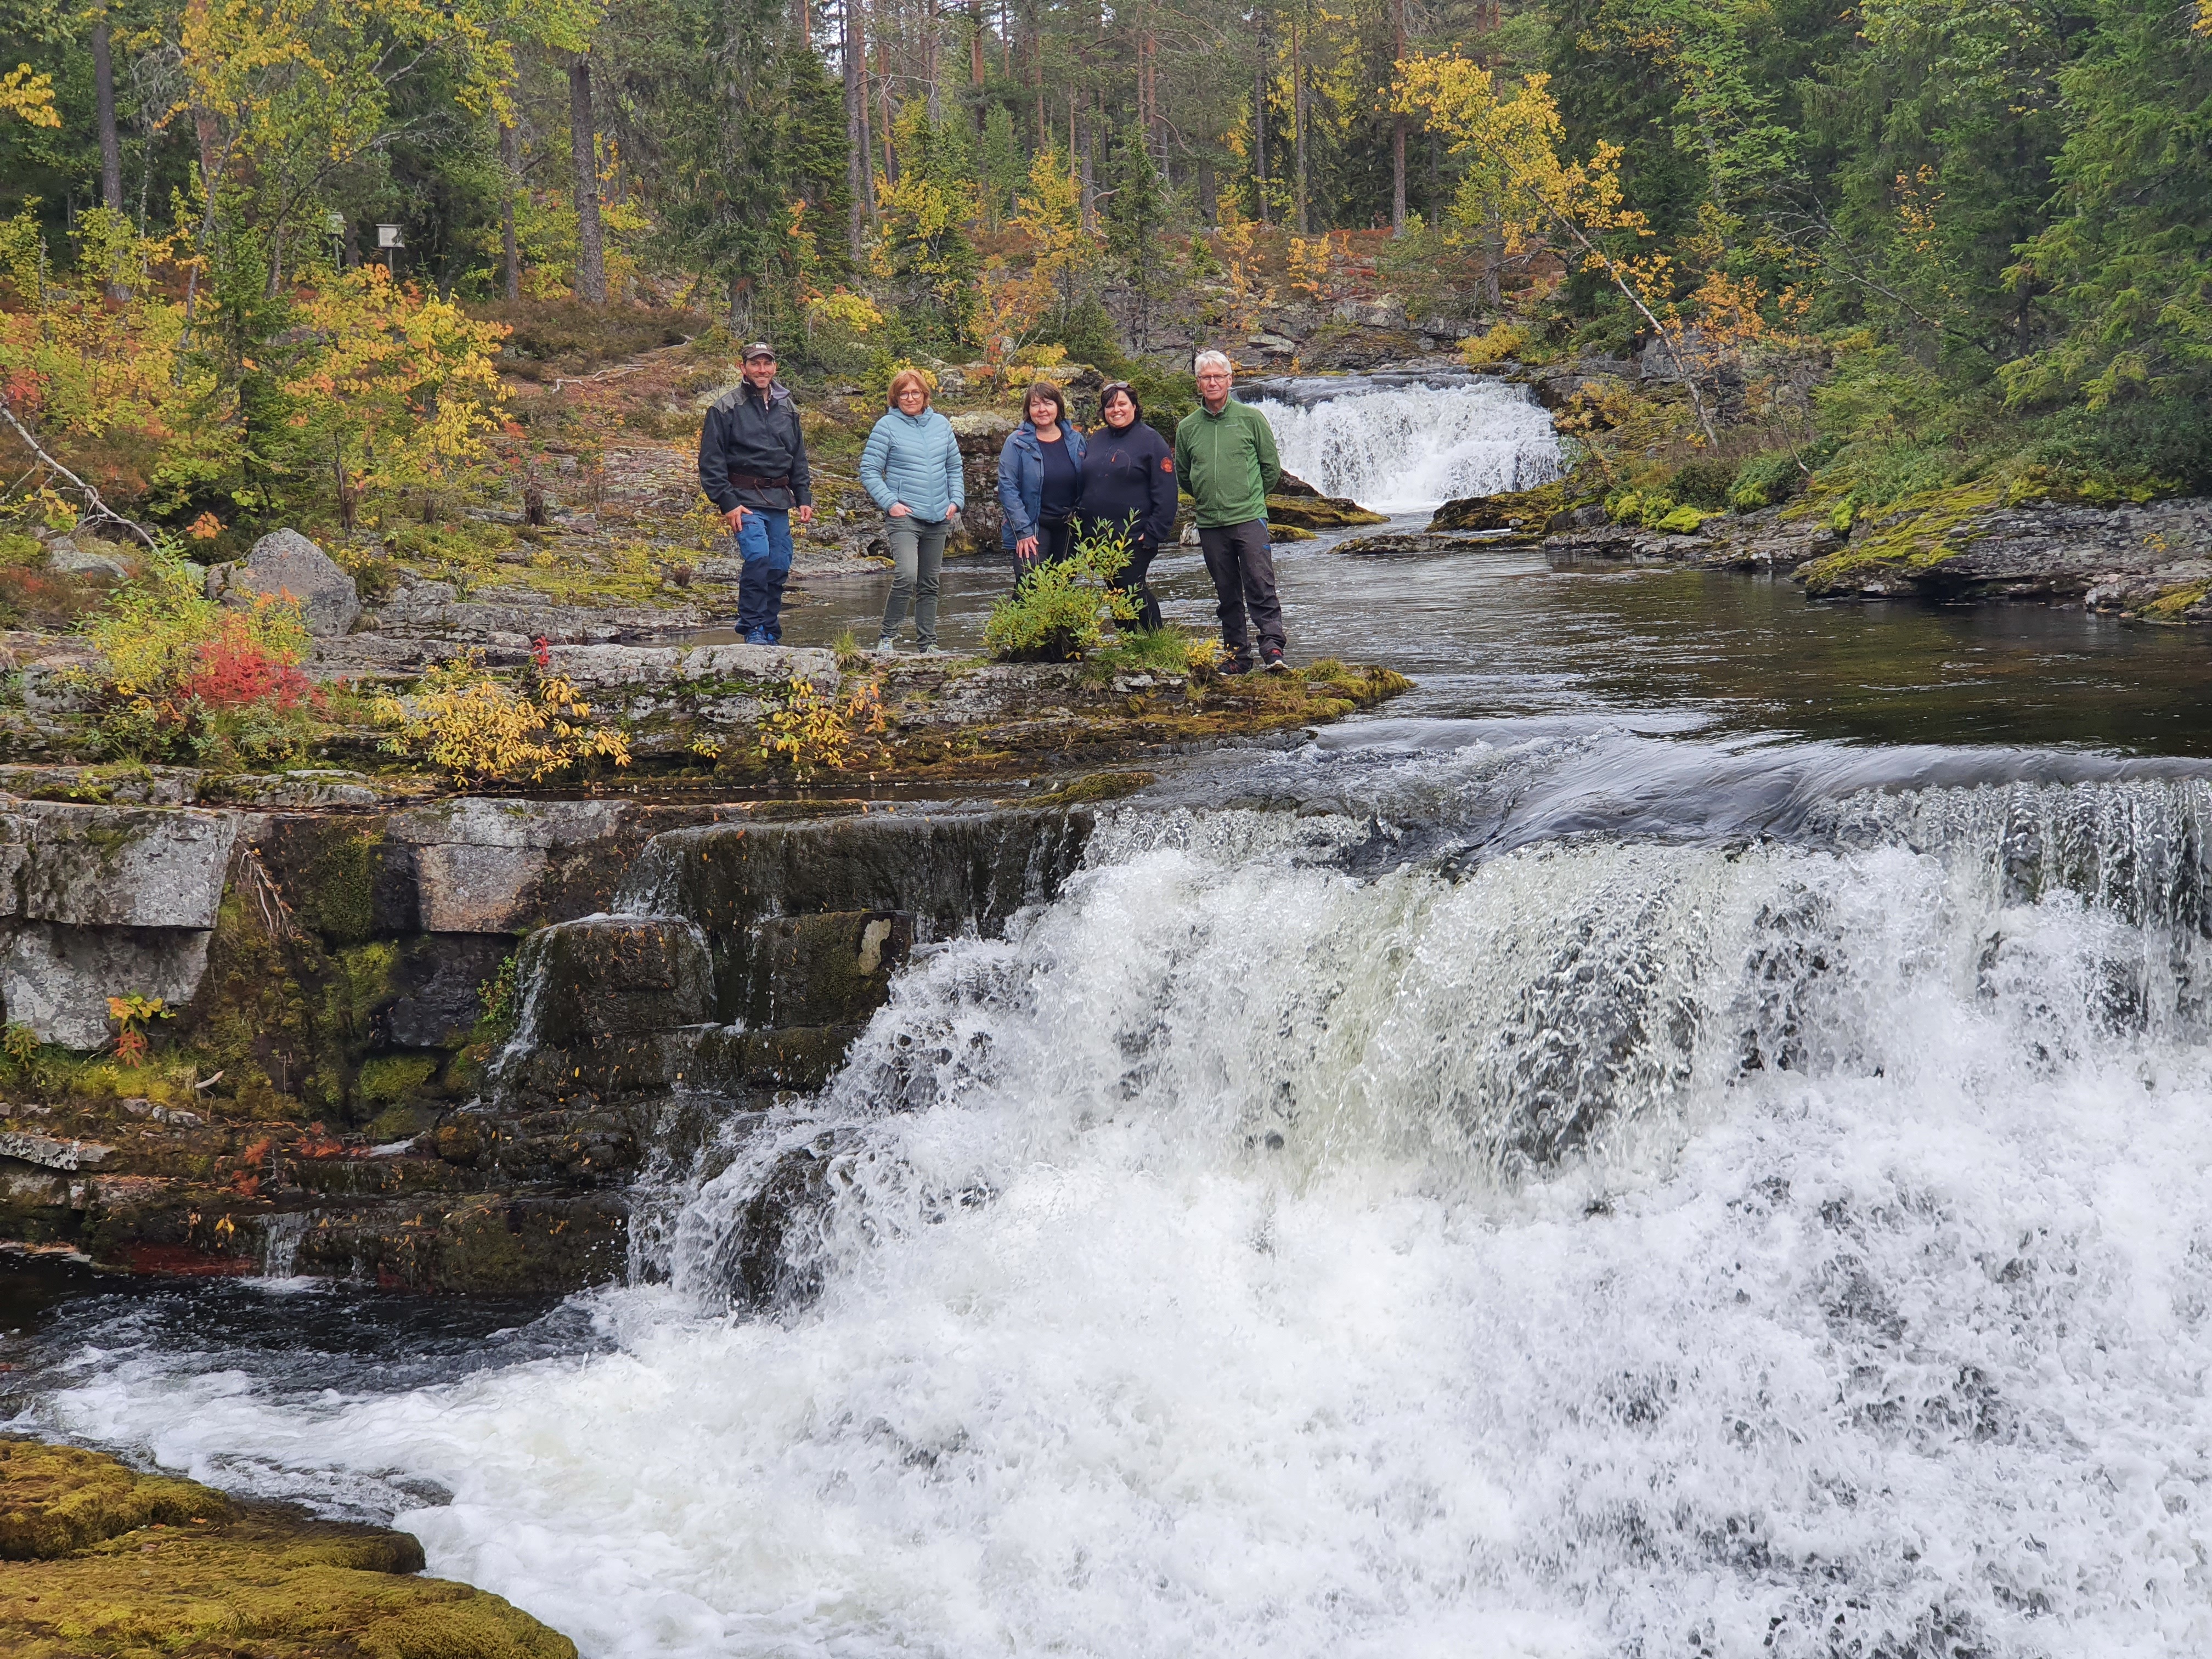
[1174,349,1287,674]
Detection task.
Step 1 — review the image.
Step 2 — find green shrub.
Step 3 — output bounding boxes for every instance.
[1729,452,1806,510]
[983,527,1138,662]
[1614,492,1680,529]
[1669,459,1737,509]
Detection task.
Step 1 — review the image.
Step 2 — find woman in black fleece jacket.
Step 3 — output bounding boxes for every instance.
[1077,382,1181,630]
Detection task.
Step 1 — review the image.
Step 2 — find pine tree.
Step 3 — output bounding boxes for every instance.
[1102,125,1175,349]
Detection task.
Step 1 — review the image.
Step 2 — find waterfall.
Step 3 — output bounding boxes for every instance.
[41,765,2212,1659]
[1247,378,1566,510]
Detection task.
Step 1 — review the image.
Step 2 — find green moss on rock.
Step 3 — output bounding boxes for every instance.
[2142,582,2210,622]
[1797,478,2009,596]
[0,1441,229,1560]
[0,1439,575,1659]
[1428,481,1580,535]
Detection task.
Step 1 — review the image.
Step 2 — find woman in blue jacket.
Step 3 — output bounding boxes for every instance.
[860,369,965,654]
[1077,381,1180,631]
[996,381,1087,580]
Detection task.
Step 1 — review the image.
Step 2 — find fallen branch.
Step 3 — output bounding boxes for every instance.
[0,394,159,550]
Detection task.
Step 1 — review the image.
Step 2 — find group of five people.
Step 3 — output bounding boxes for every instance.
[698,344,1290,674]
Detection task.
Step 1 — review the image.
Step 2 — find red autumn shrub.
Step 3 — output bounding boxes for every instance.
[175,614,322,713]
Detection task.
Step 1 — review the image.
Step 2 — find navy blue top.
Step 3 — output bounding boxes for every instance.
[1037,433,1079,522]
[1077,418,1180,548]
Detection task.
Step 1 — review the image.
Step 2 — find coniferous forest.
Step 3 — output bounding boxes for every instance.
[0,0,2208,543]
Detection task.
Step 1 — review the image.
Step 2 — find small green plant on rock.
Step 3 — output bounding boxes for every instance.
[106,992,172,1068]
[983,526,1139,662]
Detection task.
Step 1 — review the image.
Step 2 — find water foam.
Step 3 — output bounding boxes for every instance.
[1249,380,1564,510]
[30,791,2212,1658]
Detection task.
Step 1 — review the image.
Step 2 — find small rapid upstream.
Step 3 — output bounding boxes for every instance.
[1246,374,1564,507]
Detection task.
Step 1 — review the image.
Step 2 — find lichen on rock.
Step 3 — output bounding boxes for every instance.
[0,1438,576,1658]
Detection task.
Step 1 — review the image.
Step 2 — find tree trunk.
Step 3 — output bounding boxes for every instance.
[877,40,896,182]
[499,118,522,301]
[1031,1,1046,146]
[1253,6,1271,225]
[1076,93,1092,229]
[925,3,940,121]
[92,19,123,215]
[1292,19,1307,234]
[568,58,609,304]
[1390,0,1406,234]
[92,14,126,299]
[845,0,869,250]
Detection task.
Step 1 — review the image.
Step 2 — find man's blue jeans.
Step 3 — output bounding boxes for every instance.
[735,507,794,642]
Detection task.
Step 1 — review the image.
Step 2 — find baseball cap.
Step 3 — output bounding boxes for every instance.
[742,341,777,361]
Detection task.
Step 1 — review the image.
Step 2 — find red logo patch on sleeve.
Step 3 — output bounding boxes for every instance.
[1161,457,1174,472]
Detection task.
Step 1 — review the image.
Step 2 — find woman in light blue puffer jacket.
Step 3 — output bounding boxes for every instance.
[860,369,966,655]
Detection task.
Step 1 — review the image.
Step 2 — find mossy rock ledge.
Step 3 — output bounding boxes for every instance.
[0,1438,575,1658]
[0,653,1407,1295]
[1489,481,2212,606]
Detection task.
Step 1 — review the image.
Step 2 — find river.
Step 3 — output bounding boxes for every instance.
[7,376,2211,1658]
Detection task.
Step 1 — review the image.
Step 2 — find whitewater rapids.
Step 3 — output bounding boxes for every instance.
[1247,377,1564,509]
[32,766,2212,1658]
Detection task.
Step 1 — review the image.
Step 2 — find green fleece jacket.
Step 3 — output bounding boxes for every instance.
[1173,397,1281,528]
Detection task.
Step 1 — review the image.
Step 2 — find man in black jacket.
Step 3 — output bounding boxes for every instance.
[697,342,815,645]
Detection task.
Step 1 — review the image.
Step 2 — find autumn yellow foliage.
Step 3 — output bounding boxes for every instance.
[373,654,631,783]
[758,674,885,780]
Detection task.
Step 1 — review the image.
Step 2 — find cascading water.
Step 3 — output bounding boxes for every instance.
[1248,376,1565,509]
[29,759,2212,1659]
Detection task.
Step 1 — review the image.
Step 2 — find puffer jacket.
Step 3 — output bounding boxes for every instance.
[860,407,965,522]
[995,421,1090,549]
[698,379,814,513]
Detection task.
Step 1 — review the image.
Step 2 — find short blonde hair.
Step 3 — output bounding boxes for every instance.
[886,368,934,408]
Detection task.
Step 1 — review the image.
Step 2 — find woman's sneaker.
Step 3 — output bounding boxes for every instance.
[875,636,898,656]
[1261,647,1290,673]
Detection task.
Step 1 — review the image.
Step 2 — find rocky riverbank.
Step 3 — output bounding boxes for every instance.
[0,1438,573,1657]
[1385,462,2211,624]
[0,640,1407,1292]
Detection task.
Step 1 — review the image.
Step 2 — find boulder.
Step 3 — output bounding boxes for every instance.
[1430,483,1580,536]
[1266,493,1389,531]
[543,642,838,693]
[0,922,217,1049]
[229,529,361,636]
[1330,530,1515,557]
[1798,491,2212,600]
[511,915,716,1042]
[1333,295,1408,331]
[13,803,240,929]
[44,540,132,582]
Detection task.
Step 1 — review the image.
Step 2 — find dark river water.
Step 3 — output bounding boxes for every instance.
[749,517,2212,757]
